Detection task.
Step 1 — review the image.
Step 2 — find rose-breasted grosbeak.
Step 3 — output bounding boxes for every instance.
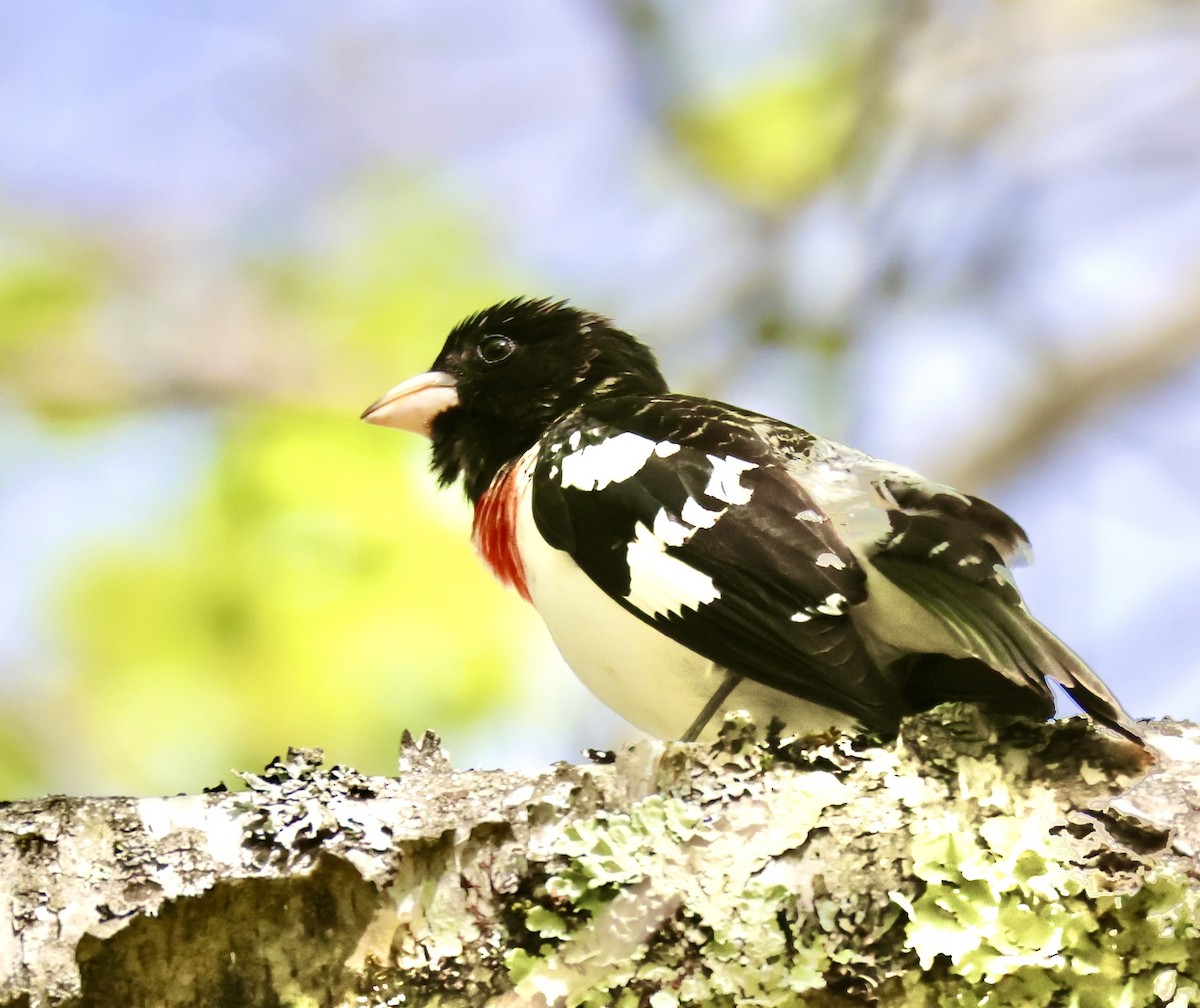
[363,297,1143,746]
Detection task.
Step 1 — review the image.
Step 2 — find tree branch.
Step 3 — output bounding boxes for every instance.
[1,709,1193,1007]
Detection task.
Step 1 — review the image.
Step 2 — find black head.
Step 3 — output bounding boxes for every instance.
[363,297,668,501]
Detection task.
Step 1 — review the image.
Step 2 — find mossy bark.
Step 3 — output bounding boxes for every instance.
[0,708,1194,1008]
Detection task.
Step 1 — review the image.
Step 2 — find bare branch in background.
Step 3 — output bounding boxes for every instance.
[936,290,1200,490]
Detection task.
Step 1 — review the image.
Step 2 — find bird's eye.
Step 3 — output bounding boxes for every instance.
[477,334,516,364]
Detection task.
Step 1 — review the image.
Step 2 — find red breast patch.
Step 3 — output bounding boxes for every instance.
[472,464,531,602]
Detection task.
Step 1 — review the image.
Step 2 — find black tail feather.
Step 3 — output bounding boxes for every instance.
[895,654,1054,720]
[874,556,1146,747]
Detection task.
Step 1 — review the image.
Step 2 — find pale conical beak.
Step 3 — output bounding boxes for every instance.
[360,371,460,437]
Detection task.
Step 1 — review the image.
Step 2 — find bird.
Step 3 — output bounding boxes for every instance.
[362,296,1144,747]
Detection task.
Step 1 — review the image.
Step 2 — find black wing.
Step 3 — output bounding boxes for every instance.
[529,395,907,732]
[866,473,1143,742]
[835,449,1141,742]
[531,393,1144,745]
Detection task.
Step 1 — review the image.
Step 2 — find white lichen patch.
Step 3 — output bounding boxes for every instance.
[509,769,852,1006]
[2,712,1187,1008]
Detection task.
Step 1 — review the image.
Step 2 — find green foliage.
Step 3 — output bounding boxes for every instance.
[0,236,99,340]
[0,181,539,796]
[0,719,47,797]
[253,176,520,395]
[60,406,535,794]
[0,237,105,417]
[672,64,860,210]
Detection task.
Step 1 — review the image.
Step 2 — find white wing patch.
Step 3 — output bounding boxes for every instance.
[815,551,846,570]
[991,563,1016,590]
[817,592,848,615]
[704,454,758,505]
[624,500,726,619]
[796,460,890,549]
[681,496,723,529]
[560,433,681,492]
[650,508,690,547]
[560,442,754,619]
[561,432,654,491]
[625,518,721,619]
[791,591,850,623]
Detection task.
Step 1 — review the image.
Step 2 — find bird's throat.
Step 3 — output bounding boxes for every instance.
[472,458,532,603]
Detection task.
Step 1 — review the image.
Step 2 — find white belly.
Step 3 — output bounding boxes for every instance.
[514,485,856,742]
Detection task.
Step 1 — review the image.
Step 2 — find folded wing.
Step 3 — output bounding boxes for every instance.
[530,396,906,732]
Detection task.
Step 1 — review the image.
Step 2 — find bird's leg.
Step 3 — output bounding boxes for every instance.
[681,670,742,742]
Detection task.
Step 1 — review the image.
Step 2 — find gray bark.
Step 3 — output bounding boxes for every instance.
[1,707,1196,1008]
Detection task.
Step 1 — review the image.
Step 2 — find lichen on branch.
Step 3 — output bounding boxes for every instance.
[0,708,1194,1008]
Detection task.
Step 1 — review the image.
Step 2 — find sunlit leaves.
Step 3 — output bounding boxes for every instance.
[0,719,46,798]
[672,66,860,210]
[253,175,521,400]
[0,261,92,345]
[0,179,539,796]
[61,407,534,794]
[0,238,105,417]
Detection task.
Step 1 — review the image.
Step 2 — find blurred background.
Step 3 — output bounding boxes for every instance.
[2,1,1198,798]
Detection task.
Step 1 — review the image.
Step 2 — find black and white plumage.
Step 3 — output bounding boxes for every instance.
[363,297,1144,746]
